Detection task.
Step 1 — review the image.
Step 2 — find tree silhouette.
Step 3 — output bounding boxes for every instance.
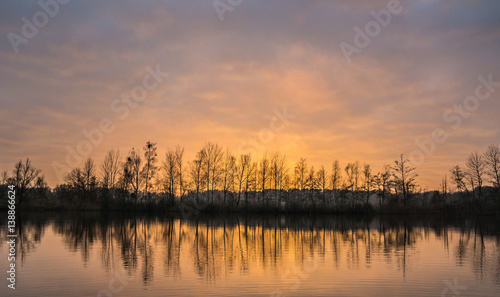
[466,151,486,201]
[125,148,142,203]
[450,165,467,197]
[189,155,205,204]
[270,151,287,207]
[201,142,223,204]
[65,157,97,201]
[316,165,328,207]
[8,141,500,213]
[222,149,236,205]
[162,148,178,202]
[235,154,251,207]
[391,154,418,205]
[484,144,500,189]
[330,160,342,206]
[175,146,186,199]
[9,158,41,206]
[142,141,158,200]
[101,149,121,198]
[294,158,308,191]
[374,165,391,207]
[362,164,373,204]
[258,152,270,194]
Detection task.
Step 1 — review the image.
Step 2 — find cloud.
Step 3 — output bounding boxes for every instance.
[0,0,499,189]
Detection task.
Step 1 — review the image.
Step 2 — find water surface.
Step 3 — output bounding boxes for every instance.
[1,213,499,296]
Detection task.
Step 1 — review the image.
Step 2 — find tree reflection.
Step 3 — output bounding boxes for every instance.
[0,213,47,263]
[4,213,499,286]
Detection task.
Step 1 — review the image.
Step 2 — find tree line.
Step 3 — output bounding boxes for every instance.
[1,142,499,213]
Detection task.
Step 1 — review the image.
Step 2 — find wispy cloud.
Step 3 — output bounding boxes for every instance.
[1,0,499,188]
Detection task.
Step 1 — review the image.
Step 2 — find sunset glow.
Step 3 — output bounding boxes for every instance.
[1,0,499,189]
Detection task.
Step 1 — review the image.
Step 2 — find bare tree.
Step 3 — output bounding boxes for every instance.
[235,154,251,206]
[65,168,85,192]
[294,158,308,190]
[175,146,185,199]
[450,165,467,197]
[142,141,158,200]
[362,164,372,204]
[484,144,500,188]
[353,161,361,192]
[118,159,131,193]
[374,165,391,207]
[344,161,360,192]
[344,161,361,206]
[82,158,97,193]
[466,151,486,200]
[293,158,308,207]
[270,152,288,207]
[330,160,342,206]
[201,142,223,204]
[344,163,354,191]
[10,158,42,206]
[306,166,317,208]
[465,170,476,200]
[162,149,177,201]
[439,174,448,201]
[331,160,342,190]
[222,149,236,205]
[258,152,270,193]
[34,175,48,199]
[189,152,206,203]
[316,165,328,207]
[392,154,418,205]
[244,159,256,207]
[307,166,317,190]
[1,170,8,185]
[65,157,97,200]
[125,148,142,203]
[101,149,121,197]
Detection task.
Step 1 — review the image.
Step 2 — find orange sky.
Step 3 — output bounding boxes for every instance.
[1,0,499,189]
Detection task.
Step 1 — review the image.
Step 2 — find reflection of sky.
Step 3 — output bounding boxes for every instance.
[1,0,499,188]
[1,218,499,296]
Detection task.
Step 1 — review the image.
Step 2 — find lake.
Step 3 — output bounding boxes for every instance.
[1,212,499,296]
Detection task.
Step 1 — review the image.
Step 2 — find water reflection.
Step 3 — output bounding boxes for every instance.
[1,213,499,294]
[5,212,46,263]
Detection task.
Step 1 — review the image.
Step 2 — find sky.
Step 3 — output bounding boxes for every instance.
[1,0,499,189]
